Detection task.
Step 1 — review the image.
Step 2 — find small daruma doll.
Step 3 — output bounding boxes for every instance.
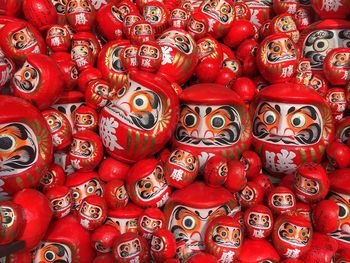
[294,163,329,204]
[65,0,95,32]
[12,54,64,110]
[164,181,238,260]
[113,232,150,263]
[99,71,179,163]
[69,130,103,172]
[256,34,300,84]
[272,211,313,259]
[137,208,165,240]
[78,195,107,230]
[323,48,350,86]
[172,83,251,168]
[198,0,235,39]
[251,82,334,177]
[244,205,273,240]
[151,228,176,263]
[126,159,171,208]
[163,148,199,189]
[204,215,243,262]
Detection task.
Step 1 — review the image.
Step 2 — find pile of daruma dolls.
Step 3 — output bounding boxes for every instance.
[1,0,350,262]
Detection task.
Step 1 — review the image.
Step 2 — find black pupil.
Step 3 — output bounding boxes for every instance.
[266,115,274,123]
[288,229,293,233]
[185,114,195,126]
[317,41,325,48]
[212,117,223,128]
[222,232,226,236]
[339,205,346,218]
[145,182,152,188]
[136,98,144,106]
[0,137,13,150]
[293,118,301,126]
[274,46,280,52]
[185,218,193,227]
[45,252,54,260]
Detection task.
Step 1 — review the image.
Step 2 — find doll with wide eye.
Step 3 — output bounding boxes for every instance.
[151,228,176,263]
[156,28,198,85]
[143,1,169,36]
[294,58,312,86]
[45,186,73,219]
[12,54,64,110]
[256,34,300,84]
[0,21,46,65]
[198,0,235,38]
[325,88,347,121]
[169,7,189,29]
[33,215,95,263]
[272,211,312,259]
[269,13,300,43]
[117,0,139,20]
[69,130,103,172]
[42,109,73,151]
[91,224,120,254]
[46,25,71,52]
[0,201,25,245]
[99,71,179,163]
[327,169,350,251]
[235,2,251,20]
[137,208,165,240]
[130,20,155,45]
[251,82,334,177]
[163,148,199,189]
[74,105,98,132]
[244,205,273,240]
[164,181,237,261]
[204,215,243,262]
[65,171,104,210]
[120,44,139,72]
[267,186,296,215]
[294,163,329,204]
[239,151,262,180]
[186,13,208,40]
[196,36,223,63]
[309,73,329,97]
[53,55,79,92]
[172,83,251,169]
[126,159,171,208]
[113,232,150,263]
[137,41,162,72]
[65,0,95,32]
[71,44,95,71]
[71,32,101,61]
[239,181,264,209]
[323,48,350,86]
[78,195,107,230]
[123,13,142,38]
[39,164,65,193]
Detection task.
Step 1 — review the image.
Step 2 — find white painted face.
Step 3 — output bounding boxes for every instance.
[135,165,168,201]
[175,104,242,147]
[247,212,271,229]
[117,238,141,258]
[105,217,138,234]
[211,225,242,248]
[294,173,320,196]
[33,241,72,263]
[0,122,38,176]
[151,235,164,251]
[157,29,196,55]
[253,101,323,146]
[105,79,162,131]
[303,29,350,70]
[13,61,40,93]
[201,0,234,24]
[278,222,311,247]
[11,27,37,50]
[168,204,231,252]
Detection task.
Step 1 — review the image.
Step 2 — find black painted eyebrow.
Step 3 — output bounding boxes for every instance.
[274,104,281,113]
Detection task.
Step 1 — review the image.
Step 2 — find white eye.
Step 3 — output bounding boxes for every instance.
[210,114,225,129]
[24,71,31,79]
[133,94,149,110]
[117,86,126,97]
[183,113,197,128]
[313,39,328,52]
[44,250,56,262]
[182,215,196,230]
[290,113,306,128]
[263,110,277,125]
[338,202,349,220]
[0,135,16,152]
[87,186,95,193]
[72,191,80,199]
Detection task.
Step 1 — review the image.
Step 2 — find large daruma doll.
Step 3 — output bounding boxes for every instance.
[172,83,251,168]
[251,82,334,177]
[99,70,179,163]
